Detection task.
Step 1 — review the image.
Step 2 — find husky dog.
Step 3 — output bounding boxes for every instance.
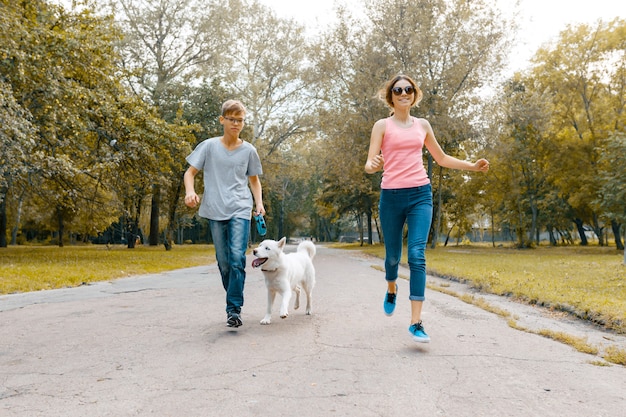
[251,237,316,325]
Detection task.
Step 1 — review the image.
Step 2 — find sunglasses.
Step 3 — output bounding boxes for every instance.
[391,85,415,96]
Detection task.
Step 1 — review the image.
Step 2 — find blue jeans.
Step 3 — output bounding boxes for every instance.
[379,184,433,301]
[209,217,250,315]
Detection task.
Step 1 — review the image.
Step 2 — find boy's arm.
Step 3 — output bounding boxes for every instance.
[184,166,200,208]
[249,175,265,216]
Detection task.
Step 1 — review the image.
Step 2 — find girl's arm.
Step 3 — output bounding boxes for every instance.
[421,119,489,172]
[365,119,386,174]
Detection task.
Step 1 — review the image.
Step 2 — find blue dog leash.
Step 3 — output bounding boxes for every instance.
[254,214,267,236]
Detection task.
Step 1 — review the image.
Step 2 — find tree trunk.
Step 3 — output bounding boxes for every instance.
[366,209,372,246]
[57,208,64,247]
[444,225,453,247]
[127,198,141,249]
[573,218,588,245]
[490,207,495,248]
[11,196,22,245]
[149,184,160,246]
[591,213,604,246]
[163,174,184,251]
[548,226,557,246]
[356,212,364,246]
[0,187,7,248]
[611,220,624,250]
[530,197,538,245]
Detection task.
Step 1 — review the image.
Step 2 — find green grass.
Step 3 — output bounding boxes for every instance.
[357,242,626,365]
[0,244,215,294]
[339,242,626,334]
[2,242,625,365]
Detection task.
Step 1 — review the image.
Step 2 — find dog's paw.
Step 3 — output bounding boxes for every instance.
[305,309,312,315]
[260,317,271,325]
[280,312,289,319]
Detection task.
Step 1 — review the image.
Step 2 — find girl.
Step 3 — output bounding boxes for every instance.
[364,75,489,342]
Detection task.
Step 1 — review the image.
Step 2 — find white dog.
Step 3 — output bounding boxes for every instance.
[251,237,316,325]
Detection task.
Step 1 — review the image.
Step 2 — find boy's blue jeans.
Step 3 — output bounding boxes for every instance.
[379,184,433,301]
[209,217,250,315]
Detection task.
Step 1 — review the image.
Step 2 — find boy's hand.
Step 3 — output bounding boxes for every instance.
[185,193,200,208]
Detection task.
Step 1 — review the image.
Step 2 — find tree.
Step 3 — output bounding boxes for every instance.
[310,0,512,245]
[486,76,554,247]
[1,0,132,246]
[109,0,226,247]
[194,0,325,239]
[1,0,187,247]
[0,81,35,247]
[596,134,626,251]
[531,19,626,247]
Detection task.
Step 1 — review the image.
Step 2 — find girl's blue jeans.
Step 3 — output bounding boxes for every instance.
[379,184,433,301]
[209,217,250,315]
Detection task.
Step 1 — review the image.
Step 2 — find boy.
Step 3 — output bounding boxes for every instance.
[184,100,265,328]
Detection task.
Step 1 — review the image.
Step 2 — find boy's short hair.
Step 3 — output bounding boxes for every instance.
[221,100,246,116]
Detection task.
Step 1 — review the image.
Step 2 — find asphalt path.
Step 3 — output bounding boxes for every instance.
[1,244,625,416]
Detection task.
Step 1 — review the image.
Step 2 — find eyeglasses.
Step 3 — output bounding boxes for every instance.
[391,86,415,96]
[223,116,245,125]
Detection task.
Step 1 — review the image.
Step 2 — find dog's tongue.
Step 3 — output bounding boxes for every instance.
[251,258,267,268]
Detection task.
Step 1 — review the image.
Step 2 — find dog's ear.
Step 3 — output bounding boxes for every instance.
[278,237,286,248]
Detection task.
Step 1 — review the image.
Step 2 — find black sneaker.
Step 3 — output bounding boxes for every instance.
[227,313,243,328]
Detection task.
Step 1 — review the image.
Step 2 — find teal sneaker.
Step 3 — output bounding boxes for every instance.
[409,321,430,343]
[383,284,398,316]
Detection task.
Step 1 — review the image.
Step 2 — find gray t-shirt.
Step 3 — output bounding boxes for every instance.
[186,137,263,221]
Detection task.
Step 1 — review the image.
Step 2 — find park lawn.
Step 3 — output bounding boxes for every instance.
[341,243,626,334]
[0,244,215,294]
[2,243,624,334]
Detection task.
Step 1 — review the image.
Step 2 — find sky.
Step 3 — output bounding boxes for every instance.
[259,0,625,73]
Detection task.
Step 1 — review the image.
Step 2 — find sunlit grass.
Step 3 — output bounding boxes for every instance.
[428,273,623,366]
[603,345,626,366]
[0,244,215,294]
[337,242,626,334]
[2,241,625,365]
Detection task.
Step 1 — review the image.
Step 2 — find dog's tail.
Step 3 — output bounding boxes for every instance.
[297,240,316,260]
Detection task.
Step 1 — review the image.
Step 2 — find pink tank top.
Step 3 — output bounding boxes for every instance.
[380,117,430,189]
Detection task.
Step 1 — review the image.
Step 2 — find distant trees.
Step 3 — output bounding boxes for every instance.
[0,0,190,247]
[109,0,227,248]
[309,0,512,245]
[485,19,626,248]
[1,0,624,252]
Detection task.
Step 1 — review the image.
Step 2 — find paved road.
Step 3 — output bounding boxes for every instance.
[1,245,625,417]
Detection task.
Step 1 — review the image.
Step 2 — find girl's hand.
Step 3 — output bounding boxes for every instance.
[370,153,385,172]
[474,159,490,172]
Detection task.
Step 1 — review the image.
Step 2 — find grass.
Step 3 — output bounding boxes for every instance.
[342,242,626,366]
[2,241,625,365]
[373,255,626,365]
[0,244,215,294]
[343,243,626,334]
